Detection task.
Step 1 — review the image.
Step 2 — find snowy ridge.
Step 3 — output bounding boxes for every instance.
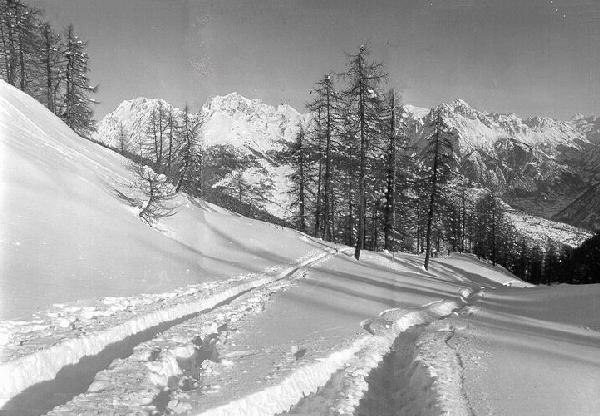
[201,92,306,154]
[404,98,587,153]
[401,99,600,229]
[195,297,465,416]
[93,97,180,150]
[0,247,336,408]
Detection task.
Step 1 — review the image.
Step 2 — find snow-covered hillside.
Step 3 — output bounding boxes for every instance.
[0,80,322,321]
[2,80,600,416]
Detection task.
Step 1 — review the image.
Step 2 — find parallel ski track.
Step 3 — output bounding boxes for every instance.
[0,244,340,415]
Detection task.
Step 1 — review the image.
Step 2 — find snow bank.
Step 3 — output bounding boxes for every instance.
[333,300,462,415]
[415,325,471,416]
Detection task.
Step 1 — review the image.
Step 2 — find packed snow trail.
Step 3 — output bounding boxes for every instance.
[40,247,341,416]
[131,251,508,416]
[282,290,476,416]
[0,247,338,414]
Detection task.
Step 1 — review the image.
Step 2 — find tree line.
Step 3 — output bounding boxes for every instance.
[280,44,599,284]
[0,0,97,136]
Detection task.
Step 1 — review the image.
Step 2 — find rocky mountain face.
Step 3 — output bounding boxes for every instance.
[95,93,306,218]
[96,94,600,236]
[95,97,179,151]
[401,100,600,231]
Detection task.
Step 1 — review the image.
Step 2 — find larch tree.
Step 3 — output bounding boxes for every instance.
[423,109,455,270]
[306,74,339,240]
[382,89,401,251]
[175,104,203,193]
[117,121,128,154]
[342,44,387,260]
[284,124,310,232]
[131,164,177,225]
[62,24,97,137]
[0,0,41,92]
[166,107,178,176]
[39,22,61,114]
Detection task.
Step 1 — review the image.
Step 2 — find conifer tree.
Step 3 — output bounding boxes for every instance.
[306,74,338,240]
[39,22,61,113]
[62,24,97,137]
[544,242,560,285]
[342,44,387,260]
[0,0,19,85]
[423,109,455,270]
[284,124,310,232]
[131,163,177,225]
[166,107,178,176]
[383,89,399,251]
[117,121,128,154]
[175,105,203,193]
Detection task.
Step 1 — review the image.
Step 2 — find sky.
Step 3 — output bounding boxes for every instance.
[31,0,600,120]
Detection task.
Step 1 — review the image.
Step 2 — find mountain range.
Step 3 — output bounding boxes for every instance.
[94,93,599,244]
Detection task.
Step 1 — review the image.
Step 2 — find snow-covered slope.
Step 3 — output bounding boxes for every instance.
[437,281,600,416]
[0,80,321,321]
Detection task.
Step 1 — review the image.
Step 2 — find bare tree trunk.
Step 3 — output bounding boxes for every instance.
[323,77,333,241]
[157,104,164,168]
[167,111,174,175]
[424,112,441,270]
[354,56,366,260]
[347,172,354,246]
[298,131,307,232]
[384,91,396,251]
[151,110,159,165]
[314,154,323,237]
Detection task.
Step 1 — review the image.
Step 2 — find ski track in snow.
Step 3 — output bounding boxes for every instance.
[0,246,339,411]
[192,289,476,416]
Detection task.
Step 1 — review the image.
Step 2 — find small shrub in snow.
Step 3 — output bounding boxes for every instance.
[130,163,178,224]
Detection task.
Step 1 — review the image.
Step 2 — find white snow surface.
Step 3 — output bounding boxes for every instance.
[443,284,600,416]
